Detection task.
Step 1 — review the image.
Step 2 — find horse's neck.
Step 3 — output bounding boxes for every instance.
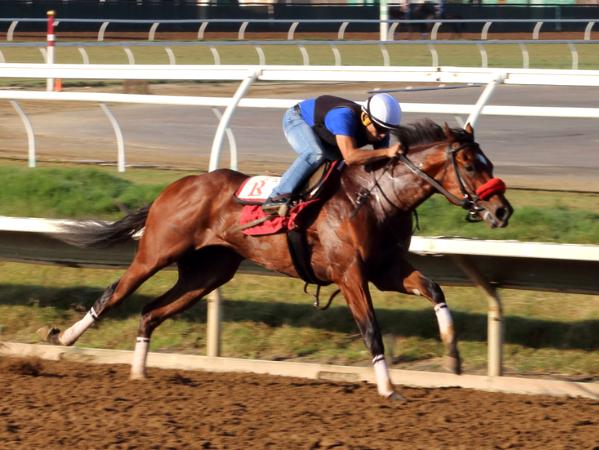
[341,144,446,222]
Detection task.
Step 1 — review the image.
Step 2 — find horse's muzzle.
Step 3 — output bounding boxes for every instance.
[480,196,513,228]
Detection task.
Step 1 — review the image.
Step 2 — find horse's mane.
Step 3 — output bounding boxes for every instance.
[392,119,472,149]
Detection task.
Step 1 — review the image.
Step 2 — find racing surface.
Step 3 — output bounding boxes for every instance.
[1,357,597,449]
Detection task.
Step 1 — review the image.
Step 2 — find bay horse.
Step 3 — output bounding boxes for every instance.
[41,120,512,399]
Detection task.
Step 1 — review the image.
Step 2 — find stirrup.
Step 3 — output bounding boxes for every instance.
[262,202,289,216]
[262,195,291,216]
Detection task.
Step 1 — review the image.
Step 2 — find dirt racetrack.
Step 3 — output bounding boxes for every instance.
[0,357,597,450]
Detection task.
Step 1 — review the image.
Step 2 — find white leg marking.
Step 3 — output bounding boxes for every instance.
[59,310,96,345]
[434,303,454,339]
[373,355,395,397]
[130,337,150,380]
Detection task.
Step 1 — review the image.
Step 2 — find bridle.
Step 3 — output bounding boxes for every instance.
[395,141,506,222]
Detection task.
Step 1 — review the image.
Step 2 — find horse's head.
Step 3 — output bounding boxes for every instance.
[434,123,513,228]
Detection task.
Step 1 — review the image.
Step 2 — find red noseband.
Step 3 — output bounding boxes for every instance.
[476,178,506,200]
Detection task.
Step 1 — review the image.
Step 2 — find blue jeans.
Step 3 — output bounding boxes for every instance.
[270,106,339,197]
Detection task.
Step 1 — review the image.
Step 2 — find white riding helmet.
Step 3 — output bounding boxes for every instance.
[362,93,401,130]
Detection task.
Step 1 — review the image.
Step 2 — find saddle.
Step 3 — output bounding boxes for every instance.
[234,160,343,236]
[234,160,344,289]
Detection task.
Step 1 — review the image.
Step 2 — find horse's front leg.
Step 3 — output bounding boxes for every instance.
[337,259,399,400]
[371,259,462,375]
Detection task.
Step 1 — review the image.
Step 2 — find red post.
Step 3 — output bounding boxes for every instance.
[47,10,55,91]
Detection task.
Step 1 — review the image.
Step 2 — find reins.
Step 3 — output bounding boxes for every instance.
[349,157,397,219]
[349,140,505,224]
[397,144,475,209]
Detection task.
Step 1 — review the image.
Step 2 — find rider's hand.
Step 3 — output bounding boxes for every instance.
[386,143,403,159]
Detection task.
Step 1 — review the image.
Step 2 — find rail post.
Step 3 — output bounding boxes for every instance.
[584,21,595,41]
[206,290,222,357]
[380,0,389,42]
[519,43,530,69]
[98,21,109,42]
[7,20,19,41]
[206,69,259,356]
[466,72,504,129]
[10,101,36,168]
[99,104,126,172]
[453,256,503,377]
[338,21,350,40]
[46,10,55,92]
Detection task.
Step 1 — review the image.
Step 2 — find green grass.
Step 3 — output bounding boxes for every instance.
[416,195,599,243]
[47,42,599,69]
[0,166,165,219]
[0,164,597,243]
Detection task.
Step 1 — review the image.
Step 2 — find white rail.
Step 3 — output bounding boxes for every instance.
[2,63,599,85]
[1,64,598,172]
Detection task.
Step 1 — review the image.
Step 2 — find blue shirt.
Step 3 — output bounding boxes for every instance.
[298,98,389,149]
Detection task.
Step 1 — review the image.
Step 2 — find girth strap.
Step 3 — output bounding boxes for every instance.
[287,230,340,310]
[287,229,327,286]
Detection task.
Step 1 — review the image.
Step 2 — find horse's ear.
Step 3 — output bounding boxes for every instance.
[443,122,455,141]
[464,122,475,137]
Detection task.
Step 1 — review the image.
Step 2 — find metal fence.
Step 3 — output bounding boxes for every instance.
[1,17,598,41]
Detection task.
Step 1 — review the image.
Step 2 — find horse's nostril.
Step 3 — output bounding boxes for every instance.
[495,207,507,221]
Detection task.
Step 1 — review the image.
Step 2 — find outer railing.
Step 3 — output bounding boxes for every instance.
[1,64,599,172]
[1,18,597,42]
[1,216,598,378]
[2,17,597,70]
[2,38,598,70]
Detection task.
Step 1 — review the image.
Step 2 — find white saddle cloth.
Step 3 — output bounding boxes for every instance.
[235,176,281,202]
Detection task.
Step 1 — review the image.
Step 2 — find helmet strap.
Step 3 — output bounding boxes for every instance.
[361,111,372,127]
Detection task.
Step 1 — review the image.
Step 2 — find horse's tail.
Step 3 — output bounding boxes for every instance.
[52,204,152,248]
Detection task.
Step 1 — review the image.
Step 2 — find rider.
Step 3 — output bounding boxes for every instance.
[262,92,403,210]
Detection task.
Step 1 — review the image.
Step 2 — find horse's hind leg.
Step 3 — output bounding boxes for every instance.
[39,241,175,346]
[371,260,462,375]
[130,246,242,380]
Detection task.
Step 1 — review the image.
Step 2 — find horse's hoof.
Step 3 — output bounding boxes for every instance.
[386,391,406,401]
[445,355,462,375]
[37,326,62,345]
[129,372,147,381]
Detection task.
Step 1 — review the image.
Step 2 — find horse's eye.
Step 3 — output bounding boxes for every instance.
[464,165,475,173]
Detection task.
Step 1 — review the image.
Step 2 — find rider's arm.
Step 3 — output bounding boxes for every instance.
[336,135,401,166]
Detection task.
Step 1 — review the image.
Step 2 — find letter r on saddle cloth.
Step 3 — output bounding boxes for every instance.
[246,180,266,198]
